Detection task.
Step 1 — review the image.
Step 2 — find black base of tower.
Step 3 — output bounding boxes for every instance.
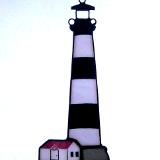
[81,146,110,160]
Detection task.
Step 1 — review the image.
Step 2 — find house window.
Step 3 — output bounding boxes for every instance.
[70,152,74,157]
[75,152,79,157]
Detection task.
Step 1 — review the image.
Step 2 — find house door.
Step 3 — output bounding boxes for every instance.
[51,149,59,160]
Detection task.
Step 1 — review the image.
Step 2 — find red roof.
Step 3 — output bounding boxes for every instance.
[42,141,73,149]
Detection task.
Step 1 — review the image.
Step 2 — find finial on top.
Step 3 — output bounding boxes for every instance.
[79,0,86,3]
[71,0,95,11]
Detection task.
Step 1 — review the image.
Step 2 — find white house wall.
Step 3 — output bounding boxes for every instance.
[40,148,50,160]
[59,149,67,160]
[68,143,80,160]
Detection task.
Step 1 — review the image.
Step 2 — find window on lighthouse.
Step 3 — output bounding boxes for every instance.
[77,11,89,19]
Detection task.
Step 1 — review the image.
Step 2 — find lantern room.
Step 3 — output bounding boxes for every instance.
[71,0,95,19]
[68,0,97,35]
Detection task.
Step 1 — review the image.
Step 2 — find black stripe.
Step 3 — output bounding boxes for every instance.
[68,104,100,129]
[71,58,96,79]
[69,19,96,35]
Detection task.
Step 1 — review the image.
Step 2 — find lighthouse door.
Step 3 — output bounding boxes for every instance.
[51,149,59,160]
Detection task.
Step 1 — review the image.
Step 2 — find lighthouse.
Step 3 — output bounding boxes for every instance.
[68,1,100,146]
[39,1,110,160]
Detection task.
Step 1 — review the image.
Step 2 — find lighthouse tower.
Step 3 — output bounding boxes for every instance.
[68,1,100,146]
[68,0,110,160]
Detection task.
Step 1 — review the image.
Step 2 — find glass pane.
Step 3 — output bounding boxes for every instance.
[77,11,88,18]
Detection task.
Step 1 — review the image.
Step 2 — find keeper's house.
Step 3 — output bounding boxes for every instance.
[39,140,80,160]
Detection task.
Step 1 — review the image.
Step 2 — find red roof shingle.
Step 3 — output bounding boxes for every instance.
[42,141,73,149]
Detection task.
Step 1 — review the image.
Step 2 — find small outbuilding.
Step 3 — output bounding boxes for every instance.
[39,140,80,160]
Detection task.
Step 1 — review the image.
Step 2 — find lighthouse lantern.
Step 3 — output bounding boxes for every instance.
[71,0,95,19]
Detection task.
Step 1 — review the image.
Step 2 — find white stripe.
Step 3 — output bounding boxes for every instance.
[71,79,97,104]
[69,128,100,146]
[73,35,94,57]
